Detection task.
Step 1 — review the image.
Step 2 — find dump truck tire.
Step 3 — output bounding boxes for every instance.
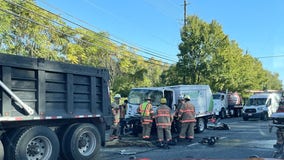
[62,123,101,160]
[2,127,27,160]
[5,126,59,160]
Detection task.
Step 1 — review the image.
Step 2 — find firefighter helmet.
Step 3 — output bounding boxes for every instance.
[160,98,167,104]
[114,94,121,99]
[184,95,191,100]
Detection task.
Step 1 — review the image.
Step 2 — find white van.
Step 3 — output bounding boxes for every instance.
[242,93,281,121]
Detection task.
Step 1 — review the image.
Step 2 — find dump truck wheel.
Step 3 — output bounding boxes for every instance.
[2,127,27,160]
[55,123,78,159]
[62,123,101,160]
[7,126,59,160]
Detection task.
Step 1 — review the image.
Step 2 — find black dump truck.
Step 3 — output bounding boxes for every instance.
[0,53,112,160]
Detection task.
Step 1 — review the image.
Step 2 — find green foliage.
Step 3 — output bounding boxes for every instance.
[0,1,282,99]
[173,15,282,97]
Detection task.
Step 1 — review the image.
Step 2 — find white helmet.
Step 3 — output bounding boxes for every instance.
[114,94,121,99]
[184,95,191,100]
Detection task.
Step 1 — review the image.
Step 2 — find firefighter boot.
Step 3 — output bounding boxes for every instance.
[164,141,170,149]
[178,137,185,143]
[157,141,164,148]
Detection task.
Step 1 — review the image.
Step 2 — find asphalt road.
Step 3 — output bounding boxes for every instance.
[0,117,278,160]
[100,117,278,160]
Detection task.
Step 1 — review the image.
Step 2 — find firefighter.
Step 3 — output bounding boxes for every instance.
[173,95,185,134]
[273,98,284,149]
[274,127,284,149]
[175,95,185,116]
[109,94,121,140]
[177,95,196,142]
[137,97,154,140]
[120,99,128,135]
[155,98,173,148]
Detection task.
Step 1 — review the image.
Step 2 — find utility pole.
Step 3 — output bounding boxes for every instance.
[182,0,188,84]
[184,0,187,26]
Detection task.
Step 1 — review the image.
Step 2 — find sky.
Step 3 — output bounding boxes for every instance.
[36,0,284,87]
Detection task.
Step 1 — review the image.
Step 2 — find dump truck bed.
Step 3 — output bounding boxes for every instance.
[0,53,112,123]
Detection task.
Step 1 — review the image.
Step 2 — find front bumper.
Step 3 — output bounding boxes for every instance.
[242,112,264,118]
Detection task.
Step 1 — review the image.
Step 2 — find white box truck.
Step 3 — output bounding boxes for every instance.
[213,91,243,118]
[125,85,214,135]
[242,92,281,121]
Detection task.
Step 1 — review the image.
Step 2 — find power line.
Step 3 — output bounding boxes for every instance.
[0,6,168,67]
[2,0,172,67]
[256,55,284,59]
[34,0,178,63]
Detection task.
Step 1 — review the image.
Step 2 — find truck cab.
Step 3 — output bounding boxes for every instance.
[242,93,280,121]
[213,92,229,119]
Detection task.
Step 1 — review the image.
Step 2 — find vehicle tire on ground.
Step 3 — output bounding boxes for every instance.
[195,118,206,133]
[4,126,59,160]
[61,123,101,160]
[219,108,226,119]
[233,109,242,117]
[55,123,79,159]
[261,112,268,121]
[243,116,249,121]
[1,127,27,160]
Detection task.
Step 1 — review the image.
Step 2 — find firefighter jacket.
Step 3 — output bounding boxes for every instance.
[174,101,184,117]
[155,104,173,128]
[111,102,120,125]
[178,101,196,123]
[120,104,127,119]
[137,101,154,124]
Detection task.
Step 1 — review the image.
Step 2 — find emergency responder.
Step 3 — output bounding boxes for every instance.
[155,98,173,148]
[120,99,128,135]
[109,94,121,140]
[274,127,284,149]
[273,99,284,149]
[173,95,185,134]
[137,97,154,140]
[177,95,196,142]
[174,95,185,116]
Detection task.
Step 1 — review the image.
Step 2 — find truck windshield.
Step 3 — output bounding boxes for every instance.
[128,89,163,106]
[213,94,221,99]
[247,98,267,106]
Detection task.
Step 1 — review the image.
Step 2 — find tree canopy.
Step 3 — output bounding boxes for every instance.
[173,16,282,97]
[0,1,282,98]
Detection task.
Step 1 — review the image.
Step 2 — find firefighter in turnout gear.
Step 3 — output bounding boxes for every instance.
[137,97,154,140]
[120,99,128,135]
[274,127,284,149]
[109,94,121,140]
[173,95,185,134]
[155,98,173,148]
[273,99,284,149]
[177,95,196,142]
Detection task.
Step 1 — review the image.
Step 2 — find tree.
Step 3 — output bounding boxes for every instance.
[177,16,229,85]
[174,15,282,97]
[0,0,68,60]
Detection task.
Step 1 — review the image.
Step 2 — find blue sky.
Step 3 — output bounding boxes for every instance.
[37,0,284,87]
